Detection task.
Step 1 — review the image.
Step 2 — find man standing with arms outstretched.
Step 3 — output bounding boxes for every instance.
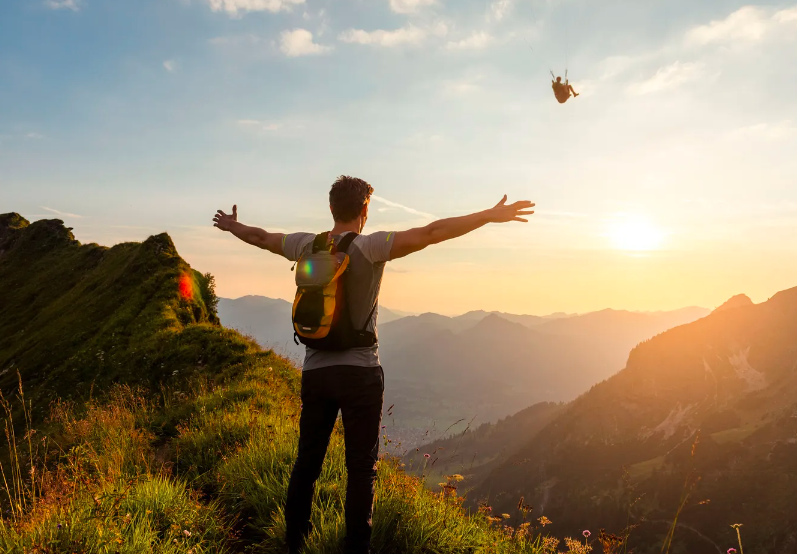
[212,176,535,553]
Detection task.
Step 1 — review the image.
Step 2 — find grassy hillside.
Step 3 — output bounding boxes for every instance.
[0,214,584,554]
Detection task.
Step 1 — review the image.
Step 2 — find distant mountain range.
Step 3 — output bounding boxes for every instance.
[216,296,409,363]
[218,295,710,440]
[412,288,797,553]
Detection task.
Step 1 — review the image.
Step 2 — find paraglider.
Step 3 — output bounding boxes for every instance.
[551,74,579,104]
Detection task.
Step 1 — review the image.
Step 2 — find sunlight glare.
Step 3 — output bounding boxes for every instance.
[609,215,665,251]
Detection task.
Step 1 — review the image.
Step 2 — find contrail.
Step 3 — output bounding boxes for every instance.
[41,206,83,218]
[371,195,436,219]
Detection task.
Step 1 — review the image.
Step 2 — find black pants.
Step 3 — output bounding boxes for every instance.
[285,365,384,554]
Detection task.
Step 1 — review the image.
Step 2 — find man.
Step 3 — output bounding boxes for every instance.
[552,75,579,104]
[212,176,534,553]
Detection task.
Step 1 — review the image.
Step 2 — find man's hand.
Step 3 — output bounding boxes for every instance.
[213,205,238,231]
[486,195,535,223]
[211,204,284,254]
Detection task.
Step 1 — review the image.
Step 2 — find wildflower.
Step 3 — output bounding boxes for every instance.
[57,523,62,530]
[502,513,511,519]
[424,453,430,459]
[183,530,191,537]
[583,529,591,538]
[450,474,464,482]
[728,549,737,554]
[538,515,552,527]
[382,425,386,429]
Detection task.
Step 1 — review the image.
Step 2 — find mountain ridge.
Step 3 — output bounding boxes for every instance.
[449,285,797,553]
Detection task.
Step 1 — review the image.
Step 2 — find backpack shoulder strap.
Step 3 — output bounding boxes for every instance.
[335,232,359,254]
[312,232,330,253]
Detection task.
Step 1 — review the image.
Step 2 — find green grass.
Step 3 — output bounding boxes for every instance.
[0,215,582,553]
[0,361,566,553]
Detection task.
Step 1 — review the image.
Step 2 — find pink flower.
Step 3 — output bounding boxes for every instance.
[583,530,591,538]
[727,549,737,554]
[424,453,431,459]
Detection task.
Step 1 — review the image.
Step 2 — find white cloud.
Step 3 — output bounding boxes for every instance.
[41,206,83,218]
[237,119,283,131]
[208,34,262,46]
[205,0,304,16]
[627,61,705,95]
[389,0,435,14]
[441,75,483,95]
[728,121,796,141]
[775,7,797,24]
[44,0,80,11]
[339,23,446,47]
[487,0,513,22]
[446,32,493,50]
[163,60,177,72]
[279,29,331,57]
[687,5,797,45]
[371,195,437,219]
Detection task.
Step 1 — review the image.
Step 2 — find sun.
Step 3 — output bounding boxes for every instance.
[608,215,665,251]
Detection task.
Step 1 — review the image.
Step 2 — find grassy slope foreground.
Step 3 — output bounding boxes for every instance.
[0,214,586,554]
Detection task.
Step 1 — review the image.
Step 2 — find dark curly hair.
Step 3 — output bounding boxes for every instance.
[329,175,374,223]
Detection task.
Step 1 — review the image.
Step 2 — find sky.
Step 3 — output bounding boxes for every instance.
[2,0,797,316]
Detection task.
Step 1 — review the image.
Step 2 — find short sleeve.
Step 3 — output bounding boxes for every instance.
[358,231,396,264]
[281,232,315,261]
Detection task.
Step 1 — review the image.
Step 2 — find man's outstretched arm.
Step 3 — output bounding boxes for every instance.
[390,195,534,260]
[213,205,284,255]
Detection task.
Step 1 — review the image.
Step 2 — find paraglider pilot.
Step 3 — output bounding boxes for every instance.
[552,76,579,104]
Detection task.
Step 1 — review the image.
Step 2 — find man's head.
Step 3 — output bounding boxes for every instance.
[556,76,562,83]
[329,175,374,230]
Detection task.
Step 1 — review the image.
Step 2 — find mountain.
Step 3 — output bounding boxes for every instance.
[217,295,409,362]
[217,296,301,360]
[378,307,710,443]
[403,401,565,482]
[712,293,754,313]
[217,291,710,443]
[457,289,797,553]
[0,213,228,420]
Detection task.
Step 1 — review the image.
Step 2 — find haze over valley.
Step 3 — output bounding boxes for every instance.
[219,295,710,443]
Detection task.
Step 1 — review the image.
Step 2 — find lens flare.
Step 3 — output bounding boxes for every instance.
[179,273,194,300]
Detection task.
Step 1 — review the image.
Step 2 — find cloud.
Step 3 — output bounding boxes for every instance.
[25,132,45,139]
[163,60,177,72]
[487,0,513,22]
[237,119,283,131]
[389,0,435,14]
[279,29,331,57]
[440,75,483,95]
[41,206,83,218]
[208,34,262,46]
[687,5,797,45]
[44,0,80,11]
[339,23,446,47]
[371,195,437,219]
[446,32,494,50]
[627,61,705,95]
[205,0,304,16]
[728,121,796,141]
